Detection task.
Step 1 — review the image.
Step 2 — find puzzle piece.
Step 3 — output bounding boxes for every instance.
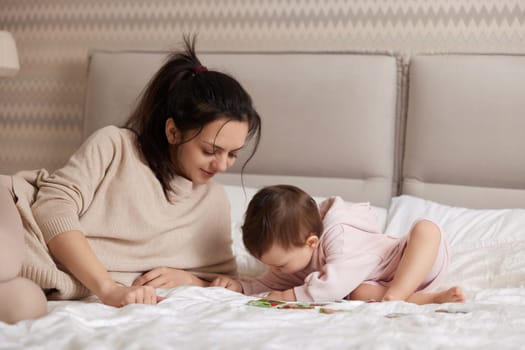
[246,298,351,314]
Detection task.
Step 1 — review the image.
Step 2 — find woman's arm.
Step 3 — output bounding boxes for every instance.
[48,230,162,306]
[132,267,210,288]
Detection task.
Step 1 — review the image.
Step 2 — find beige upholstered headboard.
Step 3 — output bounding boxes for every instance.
[402,54,525,209]
[84,50,401,208]
[84,50,525,210]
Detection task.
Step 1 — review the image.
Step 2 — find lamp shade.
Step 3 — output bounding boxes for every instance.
[0,31,20,77]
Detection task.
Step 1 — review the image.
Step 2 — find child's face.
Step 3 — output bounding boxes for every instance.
[260,240,317,274]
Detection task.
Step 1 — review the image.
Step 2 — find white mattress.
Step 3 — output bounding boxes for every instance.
[2,191,525,349]
[1,286,524,349]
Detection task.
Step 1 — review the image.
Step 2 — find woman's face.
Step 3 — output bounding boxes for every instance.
[168,117,249,184]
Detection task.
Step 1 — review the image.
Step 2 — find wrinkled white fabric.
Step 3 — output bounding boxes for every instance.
[1,286,524,350]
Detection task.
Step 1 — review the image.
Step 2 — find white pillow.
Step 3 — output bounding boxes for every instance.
[223,185,268,278]
[385,195,525,290]
[223,185,388,278]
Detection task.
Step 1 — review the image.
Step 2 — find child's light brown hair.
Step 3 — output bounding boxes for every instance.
[242,184,323,259]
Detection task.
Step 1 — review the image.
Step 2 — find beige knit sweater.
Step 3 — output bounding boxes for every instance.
[11,126,236,300]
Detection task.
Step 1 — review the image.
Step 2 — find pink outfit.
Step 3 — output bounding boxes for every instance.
[240,197,449,302]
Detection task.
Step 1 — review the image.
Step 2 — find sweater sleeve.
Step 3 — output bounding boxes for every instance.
[32,126,123,243]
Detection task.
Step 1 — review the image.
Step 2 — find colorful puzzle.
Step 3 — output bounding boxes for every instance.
[246,298,351,314]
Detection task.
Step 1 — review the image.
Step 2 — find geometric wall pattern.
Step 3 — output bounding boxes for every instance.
[1,0,524,174]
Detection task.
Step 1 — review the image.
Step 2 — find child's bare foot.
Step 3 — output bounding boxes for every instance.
[433,286,465,303]
[382,286,465,305]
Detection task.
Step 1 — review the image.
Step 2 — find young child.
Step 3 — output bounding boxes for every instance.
[211,184,465,304]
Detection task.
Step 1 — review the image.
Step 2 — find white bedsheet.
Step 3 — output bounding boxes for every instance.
[2,286,525,349]
[3,194,525,349]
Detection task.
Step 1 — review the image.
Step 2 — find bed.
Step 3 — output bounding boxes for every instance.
[2,50,525,349]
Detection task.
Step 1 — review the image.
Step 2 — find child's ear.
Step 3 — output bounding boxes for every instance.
[306,235,319,249]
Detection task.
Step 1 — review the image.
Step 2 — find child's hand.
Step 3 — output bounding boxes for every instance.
[209,276,242,292]
[267,289,297,301]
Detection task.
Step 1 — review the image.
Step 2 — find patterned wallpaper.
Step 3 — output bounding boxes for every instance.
[1,0,524,174]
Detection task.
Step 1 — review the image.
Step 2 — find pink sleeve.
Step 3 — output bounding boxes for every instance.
[345,202,383,234]
[240,270,304,296]
[293,227,382,302]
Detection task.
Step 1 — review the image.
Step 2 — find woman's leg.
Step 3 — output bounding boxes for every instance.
[0,183,47,324]
[382,220,442,301]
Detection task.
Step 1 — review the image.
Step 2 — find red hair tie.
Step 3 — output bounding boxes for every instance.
[194,65,208,74]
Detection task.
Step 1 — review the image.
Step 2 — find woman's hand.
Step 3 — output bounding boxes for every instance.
[209,276,242,293]
[98,281,163,307]
[132,267,208,288]
[267,289,297,301]
[46,230,163,307]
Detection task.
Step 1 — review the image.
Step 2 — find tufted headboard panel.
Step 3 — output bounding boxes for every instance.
[402,54,525,209]
[84,50,401,207]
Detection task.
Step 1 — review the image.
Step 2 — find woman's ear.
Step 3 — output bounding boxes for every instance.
[306,235,319,249]
[165,118,180,145]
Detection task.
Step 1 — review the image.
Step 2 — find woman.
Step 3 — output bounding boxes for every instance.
[0,35,262,324]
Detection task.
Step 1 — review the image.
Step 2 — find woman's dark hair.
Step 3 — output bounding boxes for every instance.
[125,34,261,198]
[242,185,323,259]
